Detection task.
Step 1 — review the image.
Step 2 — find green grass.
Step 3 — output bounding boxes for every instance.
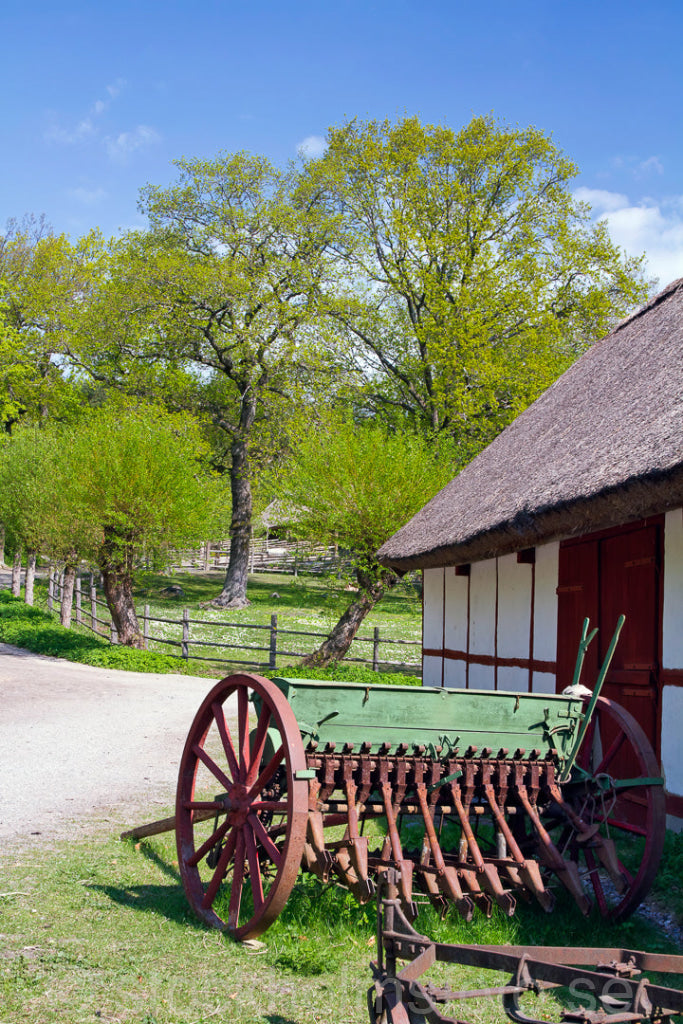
[3,569,422,681]
[0,591,191,674]
[1,823,680,1024]
[130,569,422,674]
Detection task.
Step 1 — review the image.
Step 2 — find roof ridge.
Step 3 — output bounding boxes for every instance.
[612,276,683,334]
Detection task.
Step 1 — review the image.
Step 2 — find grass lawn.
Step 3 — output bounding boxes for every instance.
[7,569,422,681]
[2,821,681,1024]
[131,569,423,675]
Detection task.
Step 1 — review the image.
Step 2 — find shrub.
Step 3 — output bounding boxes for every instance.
[0,592,188,674]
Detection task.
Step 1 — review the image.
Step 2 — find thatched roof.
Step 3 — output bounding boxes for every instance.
[378,278,683,572]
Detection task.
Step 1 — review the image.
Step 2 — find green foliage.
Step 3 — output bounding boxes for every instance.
[64,403,226,566]
[274,412,454,579]
[0,423,94,559]
[0,592,187,673]
[266,662,421,686]
[308,115,650,461]
[650,829,683,923]
[0,218,104,429]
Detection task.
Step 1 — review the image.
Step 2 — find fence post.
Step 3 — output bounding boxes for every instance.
[182,607,190,661]
[203,542,211,572]
[90,585,97,632]
[75,577,82,625]
[269,613,278,671]
[373,627,380,672]
[47,570,54,612]
[143,604,150,648]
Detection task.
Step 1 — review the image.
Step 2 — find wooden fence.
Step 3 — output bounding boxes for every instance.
[172,539,347,576]
[46,571,421,676]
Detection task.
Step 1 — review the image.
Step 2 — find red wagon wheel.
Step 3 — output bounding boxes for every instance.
[176,673,308,940]
[559,696,666,920]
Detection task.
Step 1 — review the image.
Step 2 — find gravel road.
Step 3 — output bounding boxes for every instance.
[0,641,232,849]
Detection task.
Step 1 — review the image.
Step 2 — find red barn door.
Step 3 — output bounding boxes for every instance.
[556,517,663,759]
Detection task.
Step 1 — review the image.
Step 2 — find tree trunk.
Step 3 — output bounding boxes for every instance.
[25,549,37,605]
[99,529,144,647]
[299,569,400,668]
[0,523,5,567]
[212,434,253,609]
[60,563,77,628]
[11,550,22,596]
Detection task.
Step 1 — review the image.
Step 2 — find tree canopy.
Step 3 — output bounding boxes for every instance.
[73,152,338,608]
[274,412,455,663]
[306,115,649,461]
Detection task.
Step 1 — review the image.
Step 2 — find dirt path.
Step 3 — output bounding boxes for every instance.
[0,641,232,849]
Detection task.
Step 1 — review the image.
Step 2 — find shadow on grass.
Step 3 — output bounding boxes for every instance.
[89,882,195,927]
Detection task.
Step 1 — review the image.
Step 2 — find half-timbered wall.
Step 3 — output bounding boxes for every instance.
[662,508,683,814]
[422,543,560,694]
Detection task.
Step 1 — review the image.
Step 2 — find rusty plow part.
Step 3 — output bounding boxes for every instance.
[370,874,683,1024]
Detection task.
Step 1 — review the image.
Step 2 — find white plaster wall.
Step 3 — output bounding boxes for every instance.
[468,662,495,689]
[444,570,469,652]
[497,554,532,659]
[663,509,683,670]
[534,541,559,663]
[662,685,683,795]
[422,654,443,688]
[532,672,557,694]
[497,665,529,692]
[423,567,445,650]
[443,658,466,688]
[469,559,497,655]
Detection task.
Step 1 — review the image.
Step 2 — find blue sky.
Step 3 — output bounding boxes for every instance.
[2,0,682,287]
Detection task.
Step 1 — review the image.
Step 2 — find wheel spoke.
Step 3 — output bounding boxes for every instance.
[596,731,626,774]
[184,801,222,811]
[227,829,246,928]
[246,704,272,787]
[192,743,233,792]
[248,812,283,868]
[247,745,285,801]
[584,848,608,915]
[577,715,597,771]
[212,701,239,780]
[187,817,231,868]
[604,817,648,838]
[252,800,288,813]
[245,828,264,912]
[237,687,250,779]
[201,826,238,909]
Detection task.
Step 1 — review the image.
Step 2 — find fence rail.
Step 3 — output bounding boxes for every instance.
[46,571,421,676]
[171,539,348,576]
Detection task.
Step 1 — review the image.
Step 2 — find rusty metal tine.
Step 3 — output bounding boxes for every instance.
[481,776,554,912]
[416,783,474,921]
[515,772,591,915]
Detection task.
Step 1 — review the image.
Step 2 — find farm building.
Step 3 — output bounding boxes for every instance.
[377,277,683,825]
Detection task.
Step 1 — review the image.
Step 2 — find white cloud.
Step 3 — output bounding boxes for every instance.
[44,79,127,146]
[68,186,108,206]
[575,187,683,287]
[106,78,126,99]
[637,155,664,177]
[297,134,327,159]
[45,117,95,144]
[575,187,629,213]
[104,125,161,161]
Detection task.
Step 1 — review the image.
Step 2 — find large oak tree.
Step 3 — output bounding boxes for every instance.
[307,115,650,462]
[76,153,337,608]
